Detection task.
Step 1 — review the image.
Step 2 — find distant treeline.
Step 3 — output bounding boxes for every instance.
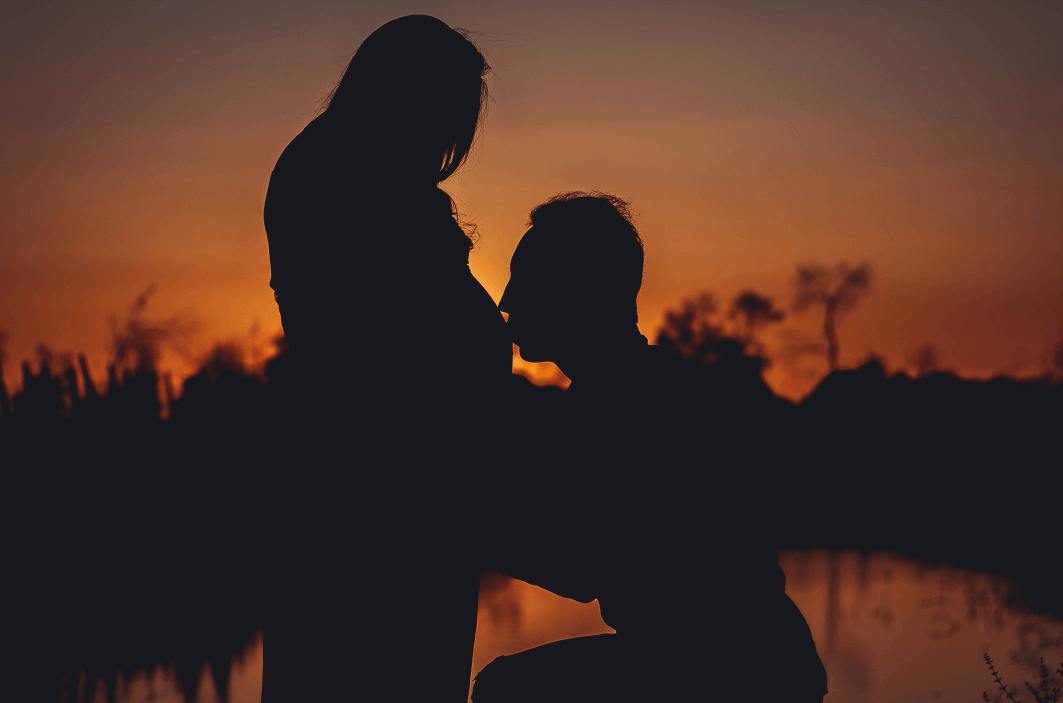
[0,294,1060,703]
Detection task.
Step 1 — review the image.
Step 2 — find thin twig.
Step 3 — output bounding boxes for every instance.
[986,653,1024,703]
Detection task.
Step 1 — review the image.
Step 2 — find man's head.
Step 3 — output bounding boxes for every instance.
[499,191,644,364]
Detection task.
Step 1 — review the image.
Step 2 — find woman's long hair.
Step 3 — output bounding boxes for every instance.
[319,15,490,184]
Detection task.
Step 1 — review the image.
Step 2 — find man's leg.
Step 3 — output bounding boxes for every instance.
[473,634,637,703]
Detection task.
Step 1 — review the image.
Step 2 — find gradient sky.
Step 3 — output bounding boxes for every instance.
[2,0,1061,399]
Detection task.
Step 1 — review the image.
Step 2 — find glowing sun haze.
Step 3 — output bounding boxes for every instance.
[2,0,1060,398]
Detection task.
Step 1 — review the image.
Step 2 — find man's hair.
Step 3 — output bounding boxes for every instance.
[527,191,644,301]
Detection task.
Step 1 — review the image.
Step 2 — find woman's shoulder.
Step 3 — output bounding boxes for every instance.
[268,115,343,189]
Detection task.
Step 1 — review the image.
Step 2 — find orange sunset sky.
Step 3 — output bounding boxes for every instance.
[2,0,1061,400]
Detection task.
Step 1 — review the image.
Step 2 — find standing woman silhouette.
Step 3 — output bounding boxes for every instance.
[263,15,510,703]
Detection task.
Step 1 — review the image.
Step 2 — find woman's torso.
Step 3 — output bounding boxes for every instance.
[261,114,510,703]
[264,113,511,415]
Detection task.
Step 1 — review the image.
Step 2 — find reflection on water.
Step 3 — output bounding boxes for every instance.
[78,632,263,703]
[471,550,1062,703]
[780,551,1061,703]
[104,551,1060,703]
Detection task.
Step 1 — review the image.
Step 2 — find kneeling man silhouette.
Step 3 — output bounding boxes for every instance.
[477,192,828,703]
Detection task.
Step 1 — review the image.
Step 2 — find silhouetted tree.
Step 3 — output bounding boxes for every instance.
[656,289,785,367]
[909,343,940,378]
[728,290,785,352]
[792,262,871,371]
[0,330,10,418]
[655,292,727,363]
[1048,338,1063,384]
[654,291,789,416]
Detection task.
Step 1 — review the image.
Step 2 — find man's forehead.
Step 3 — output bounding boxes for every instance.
[511,227,545,264]
[511,227,571,275]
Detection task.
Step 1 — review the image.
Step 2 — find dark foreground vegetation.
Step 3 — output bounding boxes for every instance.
[0,298,1060,703]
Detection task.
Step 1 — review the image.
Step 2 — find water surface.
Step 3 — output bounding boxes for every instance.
[98,550,1061,703]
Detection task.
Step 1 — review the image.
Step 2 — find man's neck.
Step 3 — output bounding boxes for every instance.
[555,326,647,383]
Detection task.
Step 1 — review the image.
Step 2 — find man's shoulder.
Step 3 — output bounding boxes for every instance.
[578,344,699,420]
[636,345,701,389]
[564,343,699,412]
[640,344,685,369]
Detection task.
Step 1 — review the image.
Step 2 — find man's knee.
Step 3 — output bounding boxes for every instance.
[472,635,625,703]
[471,656,513,703]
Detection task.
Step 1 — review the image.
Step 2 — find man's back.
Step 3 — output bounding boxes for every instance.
[559,341,782,633]
[481,341,826,702]
[482,190,825,701]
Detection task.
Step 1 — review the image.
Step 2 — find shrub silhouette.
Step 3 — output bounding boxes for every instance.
[792,261,871,371]
[981,650,1062,703]
[729,290,785,352]
[656,289,783,366]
